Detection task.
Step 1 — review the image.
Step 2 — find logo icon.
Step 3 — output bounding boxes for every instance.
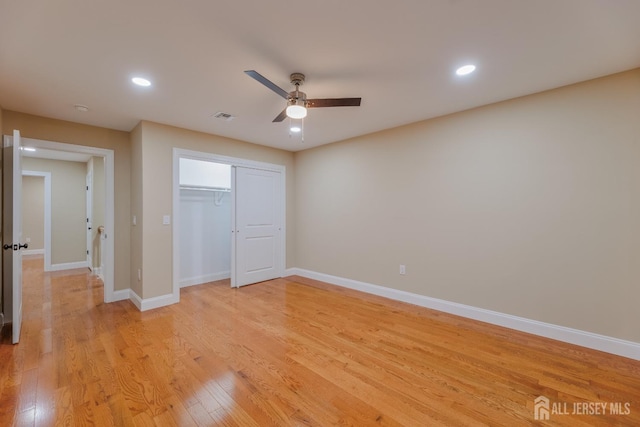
[534,396,550,420]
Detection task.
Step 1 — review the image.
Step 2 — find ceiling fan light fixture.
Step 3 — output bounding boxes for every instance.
[286,104,307,119]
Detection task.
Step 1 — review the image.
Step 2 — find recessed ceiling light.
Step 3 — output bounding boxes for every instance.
[290,126,301,133]
[74,104,89,112]
[456,65,476,76]
[132,77,151,87]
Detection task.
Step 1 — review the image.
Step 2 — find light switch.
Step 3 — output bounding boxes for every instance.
[163,215,171,225]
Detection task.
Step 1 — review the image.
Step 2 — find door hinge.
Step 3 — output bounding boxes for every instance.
[87,250,89,255]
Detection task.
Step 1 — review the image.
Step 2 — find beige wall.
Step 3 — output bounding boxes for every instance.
[130,123,143,297]
[295,69,640,343]
[2,111,131,291]
[135,121,295,299]
[22,175,45,250]
[23,157,86,264]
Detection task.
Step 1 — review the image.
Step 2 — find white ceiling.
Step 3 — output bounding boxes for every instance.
[1,1,639,152]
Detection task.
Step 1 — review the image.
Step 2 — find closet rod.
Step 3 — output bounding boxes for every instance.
[179,185,231,192]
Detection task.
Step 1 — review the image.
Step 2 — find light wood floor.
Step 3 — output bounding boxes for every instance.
[1,257,639,426]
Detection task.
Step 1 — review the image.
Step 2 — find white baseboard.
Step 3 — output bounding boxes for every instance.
[129,290,142,310]
[286,268,640,361]
[47,260,89,272]
[180,271,230,288]
[110,289,131,302]
[129,289,179,312]
[92,266,105,283]
[22,248,44,256]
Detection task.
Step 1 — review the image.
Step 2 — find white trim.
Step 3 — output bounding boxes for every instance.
[180,271,230,288]
[111,289,130,302]
[48,260,89,272]
[129,289,178,312]
[230,166,237,288]
[86,158,94,268]
[129,290,142,310]
[22,170,52,270]
[172,148,286,297]
[20,137,115,303]
[176,148,286,173]
[22,249,44,256]
[288,268,640,361]
[93,266,104,283]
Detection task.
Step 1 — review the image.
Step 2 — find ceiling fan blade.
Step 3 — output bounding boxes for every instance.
[272,108,287,122]
[244,70,289,99]
[306,98,362,108]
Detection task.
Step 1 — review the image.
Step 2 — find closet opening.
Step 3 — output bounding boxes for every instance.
[178,158,232,288]
[172,148,286,300]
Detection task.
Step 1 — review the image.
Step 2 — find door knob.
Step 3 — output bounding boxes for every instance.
[3,243,27,250]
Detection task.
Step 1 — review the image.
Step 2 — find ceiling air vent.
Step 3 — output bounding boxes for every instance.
[212,111,235,122]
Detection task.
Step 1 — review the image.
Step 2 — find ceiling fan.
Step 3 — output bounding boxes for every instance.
[244,70,362,122]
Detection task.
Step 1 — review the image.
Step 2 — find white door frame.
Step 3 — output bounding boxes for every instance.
[21,171,52,263]
[20,137,116,303]
[172,148,286,300]
[86,158,94,269]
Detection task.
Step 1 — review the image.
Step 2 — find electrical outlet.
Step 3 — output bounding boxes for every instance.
[399,264,406,275]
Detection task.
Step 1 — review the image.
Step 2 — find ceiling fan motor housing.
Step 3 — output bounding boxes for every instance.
[288,90,307,106]
[290,72,305,86]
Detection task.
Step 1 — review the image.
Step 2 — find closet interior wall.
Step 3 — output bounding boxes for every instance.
[178,159,231,287]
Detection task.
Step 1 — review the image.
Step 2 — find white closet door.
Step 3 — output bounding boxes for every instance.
[234,167,282,287]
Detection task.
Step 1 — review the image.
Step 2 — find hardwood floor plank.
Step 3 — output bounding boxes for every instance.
[14,407,35,427]
[107,393,135,426]
[52,386,74,426]
[1,257,640,425]
[16,367,37,414]
[158,394,198,427]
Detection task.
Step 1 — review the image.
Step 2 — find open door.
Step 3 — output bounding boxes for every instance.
[233,166,282,287]
[2,130,25,344]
